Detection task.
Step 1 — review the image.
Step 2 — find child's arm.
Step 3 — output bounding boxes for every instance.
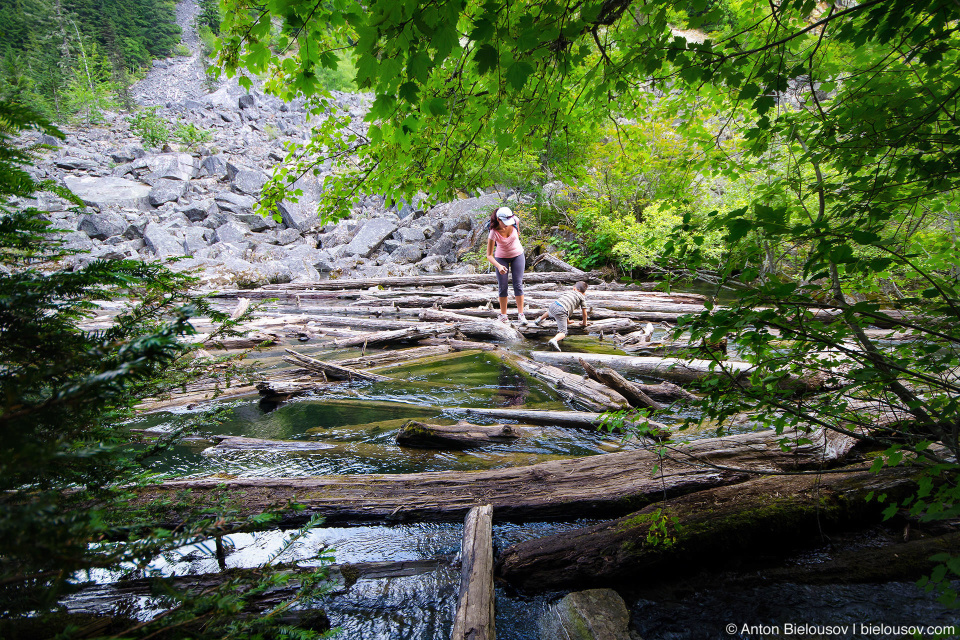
[581,306,589,326]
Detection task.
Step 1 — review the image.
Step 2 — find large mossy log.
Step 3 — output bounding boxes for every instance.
[579,358,662,410]
[396,420,528,449]
[126,428,858,529]
[495,467,917,592]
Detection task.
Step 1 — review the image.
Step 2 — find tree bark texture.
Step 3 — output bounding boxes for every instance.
[396,420,528,449]
[127,427,859,529]
[452,505,495,640]
[494,351,630,412]
[579,358,663,410]
[495,468,918,592]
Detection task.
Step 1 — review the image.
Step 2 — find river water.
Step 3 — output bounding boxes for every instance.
[101,298,959,639]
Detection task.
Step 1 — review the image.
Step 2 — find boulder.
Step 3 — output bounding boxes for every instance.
[214,220,251,245]
[427,231,456,258]
[396,227,425,243]
[275,228,302,246]
[55,156,99,171]
[276,174,324,231]
[538,589,633,640]
[78,211,127,240]
[142,222,186,257]
[236,211,277,232]
[148,179,188,206]
[341,218,398,258]
[144,153,199,181]
[215,191,255,215]
[180,199,217,222]
[232,168,269,195]
[392,243,424,264]
[199,155,228,179]
[63,176,152,210]
[183,227,212,256]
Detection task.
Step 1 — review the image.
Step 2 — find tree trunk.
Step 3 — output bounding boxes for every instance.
[417,309,524,342]
[578,359,663,410]
[417,337,503,351]
[202,436,336,454]
[495,468,917,592]
[452,505,495,640]
[126,427,860,529]
[532,253,585,274]
[494,351,630,412]
[335,345,457,368]
[282,349,392,381]
[531,352,827,392]
[396,420,528,449]
[332,326,448,348]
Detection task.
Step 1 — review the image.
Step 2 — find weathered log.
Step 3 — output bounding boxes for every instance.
[396,420,527,449]
[453,505,495,640]
[418,309,524,342]
[127,427,859,529]
[578,359,663,411]
[632,381,699,404]
[190,331,279,350]
[282,349,392,381]
[334,345,456,368]
[332,326,448,348]
[494,467,917,592]
[494,351,630,412]
[519,317,639,337]
[202,436,336,454]
[208,272,604,297]
[256,379,336,400]
[417,337,503,351]
[531,352,827,391]
[454,407,622,429]
[532,252,585,274]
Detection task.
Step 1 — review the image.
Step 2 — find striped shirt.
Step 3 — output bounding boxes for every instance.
[553,290,586,315]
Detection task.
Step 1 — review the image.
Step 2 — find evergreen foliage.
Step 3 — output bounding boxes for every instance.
[0,0,180,120]
[0,102,336,638]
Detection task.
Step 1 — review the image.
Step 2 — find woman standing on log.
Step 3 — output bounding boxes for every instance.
[486,207,527,325]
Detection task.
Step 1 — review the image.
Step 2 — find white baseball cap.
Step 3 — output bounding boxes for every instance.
[496,207,516,224]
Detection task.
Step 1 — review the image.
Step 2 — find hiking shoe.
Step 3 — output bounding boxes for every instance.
[528,318,541,327]
[497,313,509,324]
[548,337,561,351]
[518,313,529,326]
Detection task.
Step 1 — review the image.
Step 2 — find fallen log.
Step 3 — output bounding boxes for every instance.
[532,253,585,274]
[256,379,337,400]
[494,351,630,412]
[202,436,336,454]
[494,467,917,592]
[418,309,524,343]
[332,326,448,348]
[396,420,528,449]
[334,345,456,368]
[578,359,662,411]
[453,505,495,640]
[418,337,502,351]
[519,317,639,337]
[282,349,391,382]
[531,352,827,392]
[193,331,280,350]
[631,381,699,404]
[126,427,860,529]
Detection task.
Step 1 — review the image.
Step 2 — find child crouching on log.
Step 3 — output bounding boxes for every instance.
[530,281,588,351]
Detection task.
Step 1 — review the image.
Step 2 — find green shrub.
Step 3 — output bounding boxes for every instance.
[174,121,213,149]
[128,106,170,148]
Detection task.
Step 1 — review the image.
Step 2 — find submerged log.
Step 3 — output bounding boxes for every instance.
[579,359,663,411]
[127,427,860,529]
[282,349,391,382]
[335,345,456,368]
[332,326,448,348]
[453,505,495,640]
[495,351,630,412]
[418,337,502,351]
[495,468,917,592]
[202,436,336,454]
[396,420,527,449]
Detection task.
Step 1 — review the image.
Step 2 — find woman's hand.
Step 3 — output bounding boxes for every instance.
[497,264,507,274]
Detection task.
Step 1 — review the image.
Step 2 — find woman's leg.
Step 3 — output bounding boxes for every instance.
[511,254,525,314]
[493,256,509,314]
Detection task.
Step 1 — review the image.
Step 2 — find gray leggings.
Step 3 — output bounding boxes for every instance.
[493,254,525,298]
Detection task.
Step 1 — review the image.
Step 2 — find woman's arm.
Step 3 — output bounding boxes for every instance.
[487,236,506,273]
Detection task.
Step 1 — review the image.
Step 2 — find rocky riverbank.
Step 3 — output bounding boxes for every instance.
[15,0,519,289]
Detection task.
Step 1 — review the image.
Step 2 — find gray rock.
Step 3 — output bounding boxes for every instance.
[144,153,199,181]
[199,155,228,178]
[180,199,216,222]
[341,218,398,258]
[55,156,99,171]
[63,175,152,210]
[182,227,211,256]
[428,232,456,258]
[417,255,445,272]
[238,94,257,109]
[392,243,424,264]
[123,214,150,240]
[215,191,255,215]
[396,227,425,243]
[200,210,230,230]
[276,228,302,245]
[232,168,269,195]
[142,222,186,257]
[538,589,632,640]
[39,134,60,147]
[148,179,188,206]
[276,174,324,231]
[215,220,251,245]
[78,211,127,240]
[236,211,277,232]
[57,230,96,253]
[109,146,144,163]
[421,224,436,239]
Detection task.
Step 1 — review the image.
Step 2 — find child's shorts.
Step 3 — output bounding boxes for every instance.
[548,301,570,334]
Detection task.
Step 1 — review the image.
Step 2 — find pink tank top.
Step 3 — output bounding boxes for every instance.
[488,226,523,259]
